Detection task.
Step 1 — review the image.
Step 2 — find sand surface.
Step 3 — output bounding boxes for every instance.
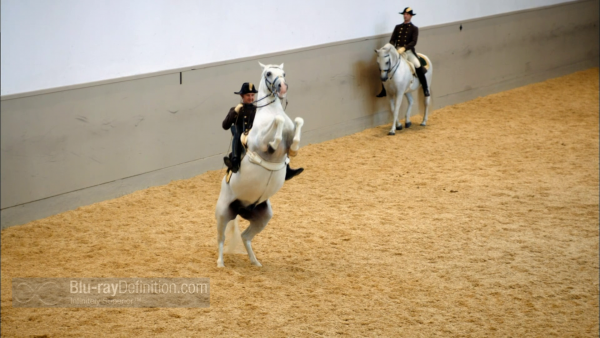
[2,68,598,337]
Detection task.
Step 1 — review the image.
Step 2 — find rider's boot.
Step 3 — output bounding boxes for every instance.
[376,83,387,97]
[415,67,430,97]
[223,153,237,173]
[224,125,241,173]
[285,165,304,181]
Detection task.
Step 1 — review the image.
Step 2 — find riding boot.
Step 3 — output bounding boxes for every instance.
[376,83,387,97]
[285,165,304,181]
[224,153,234,173]
[415,67,430,97]
[224,125,241,173]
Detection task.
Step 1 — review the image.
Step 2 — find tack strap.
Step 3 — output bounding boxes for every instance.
[246,151,289,171]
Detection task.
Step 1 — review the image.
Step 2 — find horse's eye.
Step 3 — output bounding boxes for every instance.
[267,72,272,77]
[386,61,390,65]
[283,73,286,77]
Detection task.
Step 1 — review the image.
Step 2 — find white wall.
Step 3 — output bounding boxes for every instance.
[1,0,577,96]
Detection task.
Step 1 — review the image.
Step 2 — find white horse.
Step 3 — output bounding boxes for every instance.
[215,62,304,268]
[375,43,433,135]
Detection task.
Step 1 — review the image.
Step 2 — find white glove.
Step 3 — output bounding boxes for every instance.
[234,104,243,113]
[397,47,406,54]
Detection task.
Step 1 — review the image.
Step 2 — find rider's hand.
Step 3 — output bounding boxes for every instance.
[397,47,406,54]
[234,104,243,113]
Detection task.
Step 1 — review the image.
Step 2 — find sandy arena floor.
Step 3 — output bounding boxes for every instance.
[1,68,598,337]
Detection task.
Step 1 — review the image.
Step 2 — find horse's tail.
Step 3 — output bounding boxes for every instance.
[417,53,433,73]
[223,217,246,254]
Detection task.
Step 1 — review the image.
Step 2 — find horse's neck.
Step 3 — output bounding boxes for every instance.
[390,49,401,69]
[392,52,413,80]
[248,85,289,159]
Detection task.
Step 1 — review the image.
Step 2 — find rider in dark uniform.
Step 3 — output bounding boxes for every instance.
[377,7,430,98]
[223,82,303,180]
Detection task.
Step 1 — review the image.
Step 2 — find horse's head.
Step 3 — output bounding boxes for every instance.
[258,62,288,100]
[375,43,398,82]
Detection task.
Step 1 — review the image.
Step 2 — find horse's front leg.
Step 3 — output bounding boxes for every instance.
[261,115,285,152]
[241,200,273,267]
[404,92,414,128]
[389,94,402,135]
[289,117,304,157]
[421,96,431,126]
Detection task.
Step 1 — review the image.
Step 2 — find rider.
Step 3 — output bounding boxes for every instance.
[376,7,430,98]
[222,82,304,180]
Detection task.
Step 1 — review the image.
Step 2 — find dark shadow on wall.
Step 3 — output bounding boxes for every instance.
[351,38,398,126]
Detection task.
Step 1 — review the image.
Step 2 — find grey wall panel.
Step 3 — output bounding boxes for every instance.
[420,0,599,109]
[1,0,598,228]
[1,73,230,209]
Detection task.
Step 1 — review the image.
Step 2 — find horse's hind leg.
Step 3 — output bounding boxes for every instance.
[241,200,273,267]
[215,180,236,268]
[421,96,431,126]
[404,92,414,128]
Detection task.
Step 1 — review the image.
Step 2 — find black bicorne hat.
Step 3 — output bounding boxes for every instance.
[234,82,259,95]
[399,7,416,15]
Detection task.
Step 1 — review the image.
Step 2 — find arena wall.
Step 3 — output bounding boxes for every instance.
[1,0,598,228]
[1,0,579,97]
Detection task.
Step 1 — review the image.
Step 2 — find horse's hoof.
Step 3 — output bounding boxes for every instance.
[420,122,427,126]
[251,261,262,267]
[388,132,395,136]
[396,125,403,131]
[405,122,412,128]
[217,261,225,268]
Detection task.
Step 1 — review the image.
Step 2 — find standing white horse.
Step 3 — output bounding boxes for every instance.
[375,43,433,135]
[215,62,304,268]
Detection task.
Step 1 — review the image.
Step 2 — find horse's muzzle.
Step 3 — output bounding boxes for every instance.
[277,81,288,98]
[380,71,388,82]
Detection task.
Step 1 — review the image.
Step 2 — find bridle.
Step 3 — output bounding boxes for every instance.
[380,53,400,80]
[253,67,288,109]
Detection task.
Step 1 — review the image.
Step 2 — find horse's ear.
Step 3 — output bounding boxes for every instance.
[374,49,378,53]
[279,63,284,69]
[258,62,266,69]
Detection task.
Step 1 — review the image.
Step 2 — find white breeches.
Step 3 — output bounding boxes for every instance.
[398,49,422,68]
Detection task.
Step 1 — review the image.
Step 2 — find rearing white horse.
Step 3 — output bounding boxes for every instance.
[215,62,304,268]
[375,43,433,135]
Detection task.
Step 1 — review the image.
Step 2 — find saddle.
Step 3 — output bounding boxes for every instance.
[225,128,295,184]
[226,149,289,184]
[402,53,429,77]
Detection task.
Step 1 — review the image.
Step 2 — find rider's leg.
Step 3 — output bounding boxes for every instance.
[407,51,430,97]
[415,67,430,97]
[224,125,242,173]
[376,83,386,97]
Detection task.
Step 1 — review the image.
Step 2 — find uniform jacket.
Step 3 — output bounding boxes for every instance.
[222,103,257,134]
[389,22,419,54]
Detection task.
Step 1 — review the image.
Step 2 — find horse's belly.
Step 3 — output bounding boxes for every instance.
[229,160,286,205]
